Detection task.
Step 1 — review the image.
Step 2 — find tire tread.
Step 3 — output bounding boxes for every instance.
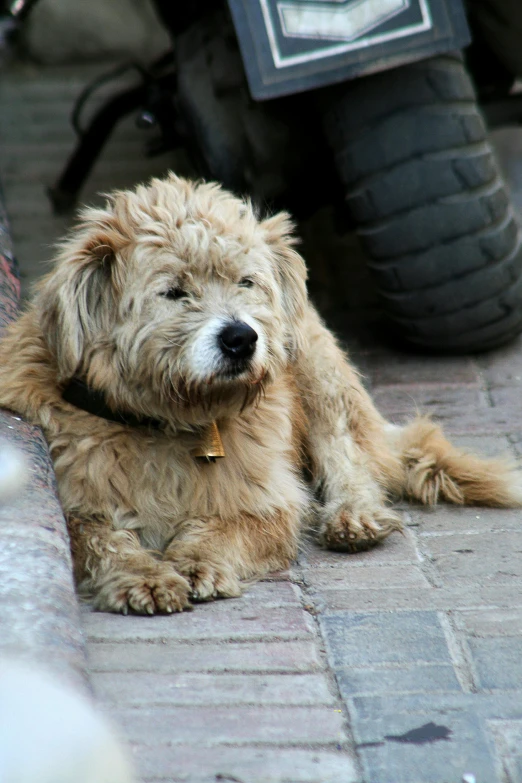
[322,55,522,350]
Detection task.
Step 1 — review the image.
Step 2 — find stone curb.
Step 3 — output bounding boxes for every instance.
[0,182,88,691]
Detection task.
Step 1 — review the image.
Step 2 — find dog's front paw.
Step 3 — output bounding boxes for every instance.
[164,547,242,602]
[93,566,192,615]
[319,502,403,553]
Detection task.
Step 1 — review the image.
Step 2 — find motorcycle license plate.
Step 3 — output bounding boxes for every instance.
[227,0,470,99]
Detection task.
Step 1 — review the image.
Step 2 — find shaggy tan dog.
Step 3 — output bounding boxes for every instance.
[0,174,520,615]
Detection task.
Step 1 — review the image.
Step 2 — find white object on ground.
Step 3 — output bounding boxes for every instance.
[0,661,134,783]
[0,442,26,504]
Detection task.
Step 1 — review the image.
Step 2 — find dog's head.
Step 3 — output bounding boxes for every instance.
[37,175,308,424]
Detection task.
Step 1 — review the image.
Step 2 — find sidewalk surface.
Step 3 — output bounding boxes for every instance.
[2,60,522,783]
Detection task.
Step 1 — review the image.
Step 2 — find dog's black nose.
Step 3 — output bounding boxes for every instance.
[218,322,258,360]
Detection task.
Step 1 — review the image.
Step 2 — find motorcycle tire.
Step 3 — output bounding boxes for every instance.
[321,52,522,352]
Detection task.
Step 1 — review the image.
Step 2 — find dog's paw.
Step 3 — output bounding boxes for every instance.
[93,567,192,615]
[319,502,403,553]
[164,548,242,602]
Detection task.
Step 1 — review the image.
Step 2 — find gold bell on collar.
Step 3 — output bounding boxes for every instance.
[192,421,226,462]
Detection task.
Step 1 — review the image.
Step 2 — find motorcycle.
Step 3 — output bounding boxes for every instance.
[5,0,522,352]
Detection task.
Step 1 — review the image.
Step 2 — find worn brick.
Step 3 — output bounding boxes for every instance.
[93,672,334,707]
[372,385,487,421]
[108,705,347,746]
[83,602,315,643]
[336,664,461,697]
[491,386,522,410]
[320,612,451,668]
[372,400,522,433]
[303,564,429,591]
[488,719,522,783]
[480,337,522,388]
[317,583,522,613]
[262,568,291,581]
[94,581,301,610]
[302,528,419,568]
[228,581,303,605]
[351,691,522,721]
[469,637,522,690]
[354,710,496,783]
[351,692,472,720]
[317,587,431,612]
[434,406,522,434]
[413,506,522,535]
[445,434,513,458]
[458,608,522,638]
[509,432,522,457]
[87,640,324,674]
[350,693,508,782]
[421,531,522,585]
[82,582,312,643]
[367,355,480,387]
[134,745,360,782]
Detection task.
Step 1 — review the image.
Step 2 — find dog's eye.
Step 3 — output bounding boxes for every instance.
[239,277,255,288]
[162,287,187,301]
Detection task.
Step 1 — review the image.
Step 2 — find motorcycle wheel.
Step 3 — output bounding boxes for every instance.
[321,52,522,352]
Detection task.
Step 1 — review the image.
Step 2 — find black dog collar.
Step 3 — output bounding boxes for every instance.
[61,378,162,430]
[61,378,226,461]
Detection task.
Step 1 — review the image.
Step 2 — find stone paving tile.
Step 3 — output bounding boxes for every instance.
[488,719,522,783]
[314,583,522,612]
[490,385,522,411]
[108,705,347,746]
[354,710,497,783]
[479,334,522,387]
[369,378,522,431]
[458,608,522,637]
[301,527,419,568]
[336,663,461,697]
[348,687,522,760]
[92,672,335,707]
[411,505,522,535]
[349,691,521,721]
[372,385,488,420]
[320,611,452,667]
[350,690,522,782]
[87,640,324,673]
[468,637,522,691]
[82,602,315,643]
[420,531,522,586]
[446,434,514,458]
[509,432,522,457]
[133,746,360,782]
[350,694,503,781]
[303,563,430,590]
[365,355,481,387]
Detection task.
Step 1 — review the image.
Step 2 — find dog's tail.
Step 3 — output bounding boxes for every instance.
[394,416,522,507]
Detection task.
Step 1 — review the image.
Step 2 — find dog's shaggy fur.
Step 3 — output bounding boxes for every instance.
[1,174,521,614]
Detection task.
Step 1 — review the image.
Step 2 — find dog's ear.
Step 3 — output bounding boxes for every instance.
[37,204,129,379]
[262,212,308,355]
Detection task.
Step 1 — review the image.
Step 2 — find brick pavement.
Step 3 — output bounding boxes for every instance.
[2,60,522,783]
[76,305,522,782]
[82,361,522,783]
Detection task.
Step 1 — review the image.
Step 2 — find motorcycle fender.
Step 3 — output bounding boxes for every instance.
[227,0,470,100]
